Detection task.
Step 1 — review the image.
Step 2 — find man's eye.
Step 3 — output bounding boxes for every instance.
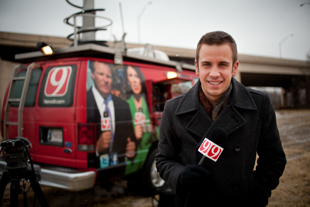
[202,63,211,67]
[219,62,229,67]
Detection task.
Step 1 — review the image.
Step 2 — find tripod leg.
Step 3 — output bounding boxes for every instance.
[22,181,28,207]
[0,171,10,205]
[28,172,49,207]
[10,179,19,207]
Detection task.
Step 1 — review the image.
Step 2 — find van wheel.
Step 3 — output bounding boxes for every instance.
[140,148,165,196]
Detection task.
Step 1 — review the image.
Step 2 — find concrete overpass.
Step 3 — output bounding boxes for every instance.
[1,32,310,109]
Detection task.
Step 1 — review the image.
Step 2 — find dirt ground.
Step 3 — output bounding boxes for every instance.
[267,109,310,207]
[1,109,310,207]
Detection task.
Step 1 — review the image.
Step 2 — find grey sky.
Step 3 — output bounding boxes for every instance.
[0,0,309,61]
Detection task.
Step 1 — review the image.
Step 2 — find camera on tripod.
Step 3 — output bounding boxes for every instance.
[1,137,32,171]
[0,137,49,207]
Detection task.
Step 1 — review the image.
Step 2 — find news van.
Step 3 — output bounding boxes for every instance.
[0,43,198,194]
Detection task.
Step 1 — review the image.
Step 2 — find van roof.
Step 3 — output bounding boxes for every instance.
[15,43,195,72]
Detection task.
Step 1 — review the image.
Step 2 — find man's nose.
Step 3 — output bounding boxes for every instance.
[209,67,220,77]
[102,75,109,82]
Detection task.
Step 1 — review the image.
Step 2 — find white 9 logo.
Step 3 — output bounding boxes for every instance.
[199,139,212,154]
[45,67,72,97]
[208,145,222,159]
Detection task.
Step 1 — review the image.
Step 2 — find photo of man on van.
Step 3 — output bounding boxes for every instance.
[86,61,137,169]
[123,65,153,174]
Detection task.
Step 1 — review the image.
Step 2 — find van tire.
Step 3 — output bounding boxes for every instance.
[137,148,165,196]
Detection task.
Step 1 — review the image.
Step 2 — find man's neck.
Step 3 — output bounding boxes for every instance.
[208,98,218,108]
[201,88,220,107]
[199,83,232,120]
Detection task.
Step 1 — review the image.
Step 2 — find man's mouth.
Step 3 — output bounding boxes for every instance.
[208,81,222,85]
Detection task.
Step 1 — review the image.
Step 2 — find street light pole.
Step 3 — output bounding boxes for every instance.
[279,34,294,58]
[137,1,152,43]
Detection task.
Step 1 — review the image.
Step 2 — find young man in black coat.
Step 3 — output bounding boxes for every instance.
[156,31,286,207]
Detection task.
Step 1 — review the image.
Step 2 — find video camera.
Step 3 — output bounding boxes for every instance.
[0,137,32,171]
[0,137,49,206]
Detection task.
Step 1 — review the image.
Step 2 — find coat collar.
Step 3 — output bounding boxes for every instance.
[176,77,256,115]
[175,77,257,138]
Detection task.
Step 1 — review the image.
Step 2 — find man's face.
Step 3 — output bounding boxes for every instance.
[195,43,238,104]
[91,62,112,98]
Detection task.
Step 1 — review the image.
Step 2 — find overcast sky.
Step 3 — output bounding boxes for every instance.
[0,0,309,61]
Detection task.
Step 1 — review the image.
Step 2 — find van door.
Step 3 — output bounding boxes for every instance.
[33,61,80,168]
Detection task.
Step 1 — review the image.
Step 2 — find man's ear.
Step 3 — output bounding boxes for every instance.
[195,59,199,75]
[232,60,239,76]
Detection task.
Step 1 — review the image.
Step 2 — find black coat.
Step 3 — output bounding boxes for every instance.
[87,89,136,163]
[156,78,286,207]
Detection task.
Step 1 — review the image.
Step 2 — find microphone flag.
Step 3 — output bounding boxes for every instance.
[198,138,224,162]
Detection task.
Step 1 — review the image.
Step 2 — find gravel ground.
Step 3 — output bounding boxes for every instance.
[1,109,309,207]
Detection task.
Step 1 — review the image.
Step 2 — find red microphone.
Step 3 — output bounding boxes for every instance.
[101,111,111,131]
[198,127,227,165]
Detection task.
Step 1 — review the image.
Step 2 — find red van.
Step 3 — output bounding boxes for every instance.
[0,44,198,194]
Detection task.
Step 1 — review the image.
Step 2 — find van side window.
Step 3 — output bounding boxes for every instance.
[193,77,199,84]
[38,65,77,107]
[10,68,42,107]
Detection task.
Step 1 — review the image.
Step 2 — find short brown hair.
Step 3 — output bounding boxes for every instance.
[196,31,238,65]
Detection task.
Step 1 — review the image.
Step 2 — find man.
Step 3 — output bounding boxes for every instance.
[156,31,286,206]
[87,61,136,168]
[170,84,183,99]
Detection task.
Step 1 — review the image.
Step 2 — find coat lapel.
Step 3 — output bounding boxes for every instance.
[175,81,212,139]
[211,78,257,135]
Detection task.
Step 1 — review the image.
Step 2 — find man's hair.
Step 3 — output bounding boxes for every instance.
[196,31,238,65]
[89,60,111,74]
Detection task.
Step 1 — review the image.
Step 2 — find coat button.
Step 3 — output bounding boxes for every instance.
[234,144,241,152]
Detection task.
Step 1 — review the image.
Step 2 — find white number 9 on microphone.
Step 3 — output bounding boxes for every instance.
[198,138,224,162]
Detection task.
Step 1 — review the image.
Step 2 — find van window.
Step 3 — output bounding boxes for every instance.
[193,77,199,84]
[38,65,77,107]
[10,68,42,107]
[178,81,192,93]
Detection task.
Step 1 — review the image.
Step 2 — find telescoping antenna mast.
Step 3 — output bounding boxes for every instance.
[64,0,113,47]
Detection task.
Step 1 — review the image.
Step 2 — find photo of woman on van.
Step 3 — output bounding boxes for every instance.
[124,65,153,174]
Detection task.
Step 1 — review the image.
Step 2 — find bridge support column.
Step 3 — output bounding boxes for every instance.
[281,89,288,108]
[281,88,294,108]
[305,81,310,108]
[283,77,310,109]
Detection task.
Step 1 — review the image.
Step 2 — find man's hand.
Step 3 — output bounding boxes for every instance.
[96,131,111,154]
[134,125,143,140]
[178,164,211,192]
[126,137,136,159]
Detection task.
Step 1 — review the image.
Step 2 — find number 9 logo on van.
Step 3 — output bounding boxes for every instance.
[45,67,72,97]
